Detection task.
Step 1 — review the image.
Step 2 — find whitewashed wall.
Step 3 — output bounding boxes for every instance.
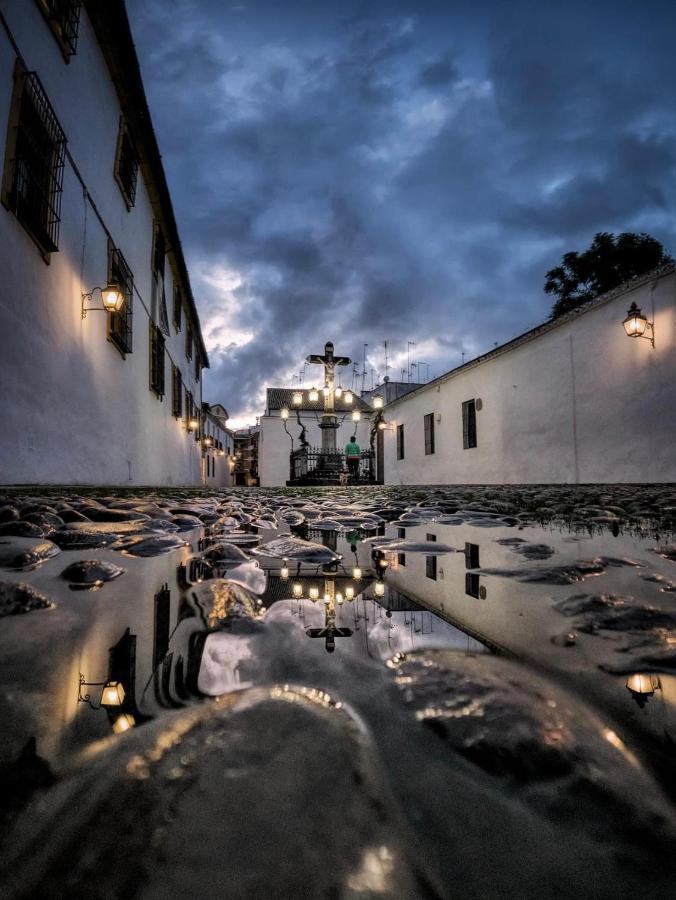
[202,419,235,488]
[0,2,204,485]
[383,271,676,485]
[259,411,374,486]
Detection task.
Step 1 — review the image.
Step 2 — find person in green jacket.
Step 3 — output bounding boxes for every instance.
[344,435,360,481]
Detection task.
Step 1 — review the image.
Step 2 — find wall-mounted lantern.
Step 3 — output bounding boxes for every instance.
[292,391,303,405]
[623,302,655,348]
[78,674,125,710]
[373,394,384,409]
[280,407,290,420]
[188,417,199,432]
[202,436,213,448]
[309,387,319,402]
[81,282,124,319]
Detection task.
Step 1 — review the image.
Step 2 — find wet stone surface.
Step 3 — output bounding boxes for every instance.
[0,484,674,898]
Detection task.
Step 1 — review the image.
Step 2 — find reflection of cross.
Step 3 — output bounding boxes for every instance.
[305,574,353,652]
[306,342,351,452]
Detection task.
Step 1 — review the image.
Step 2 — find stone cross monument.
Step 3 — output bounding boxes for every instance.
[306,341,351,456]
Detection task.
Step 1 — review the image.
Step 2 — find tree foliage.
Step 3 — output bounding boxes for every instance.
[545,232,673,319]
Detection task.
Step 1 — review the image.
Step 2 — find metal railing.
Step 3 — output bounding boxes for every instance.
[290,446,376,483]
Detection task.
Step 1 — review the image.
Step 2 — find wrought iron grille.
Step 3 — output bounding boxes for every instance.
[424,413,435,455]
[289,447,376,483]
[149,323,165,397]
[462,399,477,449]
[37,1,81,57]
[115,119,138,208]
[109,247,134,355]
[173,284,182,330]
[172,366,183,418]
[9,71,66,254]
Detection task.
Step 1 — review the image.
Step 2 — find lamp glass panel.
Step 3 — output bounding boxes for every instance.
[101,681,125,707]
[112,713,136,734]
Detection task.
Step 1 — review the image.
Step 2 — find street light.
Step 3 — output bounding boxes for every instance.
[373,394,384,409]
[188,417,199,432]
[622,302,654,347]
[280,407,290,420]
[344,391,353,404]
[374,582,385,598]
[81,282,124,318]
[322,384,330,398]
[292,391,303,405]
[292,582,303,598]
[352,410,361,422]
[335,386,343,399]
[309,387,319,402]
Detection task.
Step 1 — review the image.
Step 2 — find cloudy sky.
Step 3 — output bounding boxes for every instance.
[127,0,676,428]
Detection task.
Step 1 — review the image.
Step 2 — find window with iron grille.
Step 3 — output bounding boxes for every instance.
[149,323,165,397]
[114,117,138,209]
[462,399,477,449]
[184,388,191,427]
[35,1,81,59]
[172,365,182,418]
[108,246,134,355]
[424,413,435,455]
[396,423,405,460]
[2,68,66,256]
[173,284,182,331]
[151,221,165,278]
[186,324,193,362]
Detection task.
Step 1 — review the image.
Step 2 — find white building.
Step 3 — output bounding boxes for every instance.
[0,1,215,486]
[382,267,676,485]
[259,389,375,487]
[201,403,235,488]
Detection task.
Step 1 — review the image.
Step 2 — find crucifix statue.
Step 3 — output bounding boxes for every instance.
[306,341,351,457]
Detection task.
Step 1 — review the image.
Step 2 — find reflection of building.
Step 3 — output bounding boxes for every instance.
[201,404,235,487]
[0,3,218,485]
[383,268,676,484]
[234,425,260,486]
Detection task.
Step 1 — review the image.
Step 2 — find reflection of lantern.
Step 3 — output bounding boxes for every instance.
[280,565,289,580]
[309,387,319,402]
[292,582,303,598]
[352,410,361,422]
[377,420,386,430]
[373,394,384,409]
[345,586,355,600]
[292,391,303,405]
[309,586,319,601]
[374,582,385,597]
[335,592,344,604]
[353,567,362,579]
[626,673,660,698]
[344,391,353,404]
[280,407,289,420]
[112,713,136,734]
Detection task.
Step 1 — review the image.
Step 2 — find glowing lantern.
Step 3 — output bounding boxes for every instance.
[100,681,125,708]
[112,713,136,734]
[309,387,319,402]
[374,582,385,598]
[373,394,384,409]
[292,391,303,405]
[352,410,361,422]
[345,586,355,600]
[344,391,353,404]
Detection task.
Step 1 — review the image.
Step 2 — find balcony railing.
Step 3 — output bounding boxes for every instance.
[290,446,376,484]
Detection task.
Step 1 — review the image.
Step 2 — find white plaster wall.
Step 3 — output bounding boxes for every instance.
[259,412,374,486]
[0,3,204,485]
[202,419,235,488]
[384,274,676,485]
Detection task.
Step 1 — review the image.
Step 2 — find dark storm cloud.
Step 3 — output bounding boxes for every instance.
[127,0,676,423]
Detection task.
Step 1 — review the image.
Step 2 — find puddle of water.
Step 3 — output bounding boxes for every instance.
[0,485,674,897]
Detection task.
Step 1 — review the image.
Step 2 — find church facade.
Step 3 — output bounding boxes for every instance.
[0,1,213,485]
[381,267,676,485]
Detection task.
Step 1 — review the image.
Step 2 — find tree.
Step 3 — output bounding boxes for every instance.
[545,232,673,319]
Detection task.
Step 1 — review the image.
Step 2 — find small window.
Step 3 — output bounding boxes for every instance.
[397,527,406,539]
[424,413,435,455]
[425,532,437,580]
[172,366,182,418]
[462,399,477,449]
[2,67,66,257]
[173,284,182,331]
[465,573,481,598]
[186,324,193,362]
[397,552,406,567]
[184,388,191,427]
[149,323,165,397]
[114,117,138,209]
[464,542,480,569]
[151,222,165,278]
[194,354,200,382]
[108,246,134,355]
[35,0,81,60]
[396,423,405,460]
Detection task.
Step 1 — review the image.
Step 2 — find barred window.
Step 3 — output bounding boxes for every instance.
[424,413,435,455]
[396,423,405,460]
[35,1,81,59]
[114,118,138,209]
[151,221,165,278]
[173,284,182,331]
[172,366,183,418]
[2,68,66,256]
[462,400,477,449]
[108,246,134,355]
[186,324,193,362]
[149,323,165,397]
